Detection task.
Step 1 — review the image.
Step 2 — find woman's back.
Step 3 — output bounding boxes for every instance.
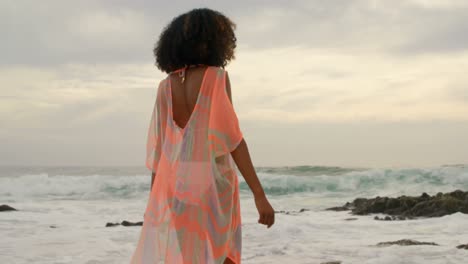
[169,66,208,130]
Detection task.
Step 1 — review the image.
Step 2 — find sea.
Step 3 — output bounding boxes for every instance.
[1,165,468,264]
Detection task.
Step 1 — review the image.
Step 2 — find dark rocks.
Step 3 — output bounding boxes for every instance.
[275,208,309,215]
[456,244,468,250]
[325,205,349,211]
[122,220,143,226]
[344,218,358,221]
[377,239,439,247]
[374,215,411,221]
[320,261,341,264]
[326,190,468,219]
[106,220,143,227]
[326,202,353,212]
[0,204,17,211]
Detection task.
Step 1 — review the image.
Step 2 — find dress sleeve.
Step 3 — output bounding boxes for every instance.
[146,82,164,173]
[210,69,244,154]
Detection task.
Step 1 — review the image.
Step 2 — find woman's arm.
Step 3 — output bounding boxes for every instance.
[230,139,264,197]
[225,72,275,228]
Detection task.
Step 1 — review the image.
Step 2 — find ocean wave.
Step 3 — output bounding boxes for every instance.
[244,166,468,197]
[1,166,467,201]
[0,173,150,201]
[255,165,364,176]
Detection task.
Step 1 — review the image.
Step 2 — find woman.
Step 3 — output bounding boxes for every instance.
[130,8,275,264]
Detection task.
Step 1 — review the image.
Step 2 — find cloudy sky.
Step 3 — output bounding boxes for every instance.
[1,0,467,168]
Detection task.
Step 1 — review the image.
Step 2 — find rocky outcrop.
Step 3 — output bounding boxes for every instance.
[326,190,468,218]
[0,204,17,211]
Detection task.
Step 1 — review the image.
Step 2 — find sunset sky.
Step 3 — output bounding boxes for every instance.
[1,0,467,167]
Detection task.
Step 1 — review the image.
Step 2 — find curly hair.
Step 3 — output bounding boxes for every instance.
[154,8,237,73]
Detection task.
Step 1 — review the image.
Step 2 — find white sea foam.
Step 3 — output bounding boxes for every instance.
[1,166,467,263]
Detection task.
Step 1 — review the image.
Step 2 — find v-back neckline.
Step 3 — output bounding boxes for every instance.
[168,66,210,132]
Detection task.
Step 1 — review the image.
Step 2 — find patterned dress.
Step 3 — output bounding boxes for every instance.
[130,66,244,264]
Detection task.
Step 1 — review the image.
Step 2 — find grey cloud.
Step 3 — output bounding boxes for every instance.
[394,13,468,54]
[236,1,468,55]
[2,0,468,67]
[1,0,164,66]
[0,0,283,66]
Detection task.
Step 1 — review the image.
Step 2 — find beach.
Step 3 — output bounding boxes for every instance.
[1,165,468,263]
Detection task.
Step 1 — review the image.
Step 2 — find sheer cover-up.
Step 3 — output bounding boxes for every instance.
[130,66,244,264]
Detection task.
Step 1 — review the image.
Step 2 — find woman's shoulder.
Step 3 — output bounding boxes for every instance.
[210,65,225,72]
[155,78,169,97]
[207,66,228,78]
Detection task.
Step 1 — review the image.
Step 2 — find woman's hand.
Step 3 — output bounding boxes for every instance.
[254,194,275,228]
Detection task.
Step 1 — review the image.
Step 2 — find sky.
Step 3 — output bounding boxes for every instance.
[1,0,468,168]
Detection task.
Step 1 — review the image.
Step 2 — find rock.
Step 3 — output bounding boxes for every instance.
[106,220,143,227]
[49,225,57,228]
[321,261,341,264]
[0,204,17,211]
[456,244,468,250]
[121,220,143,226]
[344,218,358,221]
[326,190,468,218]
[275,209,309,215]
[377,239,439,246]
[325,206,350,211]
[374,215,407,221]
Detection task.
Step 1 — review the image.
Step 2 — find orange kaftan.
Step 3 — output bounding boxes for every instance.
[130,66,244,264]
